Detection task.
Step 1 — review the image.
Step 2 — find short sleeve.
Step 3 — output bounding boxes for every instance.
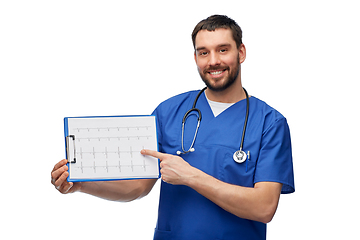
[254,118,295,194]
[151,108,163,153]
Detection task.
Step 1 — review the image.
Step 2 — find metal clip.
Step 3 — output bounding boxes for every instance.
[66,135,76,163]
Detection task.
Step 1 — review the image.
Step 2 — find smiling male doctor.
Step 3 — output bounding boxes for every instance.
[51,15,294,240]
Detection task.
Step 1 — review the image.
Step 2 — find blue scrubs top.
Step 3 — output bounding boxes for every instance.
[152,90,295,240]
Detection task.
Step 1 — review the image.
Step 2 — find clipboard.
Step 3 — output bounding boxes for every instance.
[64,115,160,182]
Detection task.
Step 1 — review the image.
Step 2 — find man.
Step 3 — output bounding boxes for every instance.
[51,15,294,239]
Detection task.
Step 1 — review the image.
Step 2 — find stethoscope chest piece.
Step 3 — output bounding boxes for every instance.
[233,150,247,163]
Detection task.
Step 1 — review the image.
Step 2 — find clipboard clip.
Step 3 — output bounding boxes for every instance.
[66,135,76,163]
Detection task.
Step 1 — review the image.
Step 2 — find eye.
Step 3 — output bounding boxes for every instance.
[199,51,208,56]
[219,49,227,53]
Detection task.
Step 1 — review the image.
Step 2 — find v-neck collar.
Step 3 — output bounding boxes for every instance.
[197,90,251,119]
[205,95,235,118]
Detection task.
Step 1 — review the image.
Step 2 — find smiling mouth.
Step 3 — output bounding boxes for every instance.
[207,68,227,78]
[209,70,224,75]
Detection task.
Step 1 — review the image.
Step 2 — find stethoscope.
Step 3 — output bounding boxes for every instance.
[176,87,250,164]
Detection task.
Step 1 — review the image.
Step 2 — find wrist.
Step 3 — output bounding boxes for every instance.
[183,166,202,188]
[73,181,83,193]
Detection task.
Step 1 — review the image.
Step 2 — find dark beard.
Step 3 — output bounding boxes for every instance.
[200,56,240,92]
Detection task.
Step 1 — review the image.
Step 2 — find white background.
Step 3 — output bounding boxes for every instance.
[1,0,359,239]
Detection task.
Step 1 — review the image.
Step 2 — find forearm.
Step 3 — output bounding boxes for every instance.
[140,149,282,223]
[79,179,157,202]
[185,167,281,223]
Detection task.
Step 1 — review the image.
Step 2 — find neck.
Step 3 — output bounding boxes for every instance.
[205,79,246,103]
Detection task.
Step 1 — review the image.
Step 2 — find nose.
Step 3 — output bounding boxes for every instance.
[209,52,221,66]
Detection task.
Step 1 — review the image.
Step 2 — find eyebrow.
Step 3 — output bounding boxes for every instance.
[218,44,231,48]
[195,47,206,52]
[195,43,232,52]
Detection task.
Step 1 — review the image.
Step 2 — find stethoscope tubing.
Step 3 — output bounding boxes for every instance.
[177,87,250,163]
[239,88,249,151]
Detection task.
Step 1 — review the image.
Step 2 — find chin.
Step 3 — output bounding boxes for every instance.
[203,77,236,92]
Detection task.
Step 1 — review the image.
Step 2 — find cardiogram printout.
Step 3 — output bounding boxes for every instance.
[64,115,159,182]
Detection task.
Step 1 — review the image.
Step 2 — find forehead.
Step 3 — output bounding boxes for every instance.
[195,28,236,50]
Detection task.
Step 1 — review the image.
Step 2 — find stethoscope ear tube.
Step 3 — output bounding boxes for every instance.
[182,108,202,123]
[178,87,207,155]
[179,113,201,155]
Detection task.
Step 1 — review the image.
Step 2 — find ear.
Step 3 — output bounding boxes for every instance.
[239,44,246,64]
[194,51,198,64]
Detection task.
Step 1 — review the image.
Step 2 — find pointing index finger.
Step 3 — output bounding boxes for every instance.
[141,149,166,160]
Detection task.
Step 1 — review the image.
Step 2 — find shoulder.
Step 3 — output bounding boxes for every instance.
[250,97,288,131]
[160,90,199,105]
[153,90,200,115]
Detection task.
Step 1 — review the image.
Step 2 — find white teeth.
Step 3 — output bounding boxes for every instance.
[210,70,224,75]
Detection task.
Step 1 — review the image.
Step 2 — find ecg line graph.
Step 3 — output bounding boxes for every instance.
[76,146,144,159]
[73,126,152,132]
[72,158,150,174]
[72,133,151,174]
[76,135,152,141]
[70,127,154,174]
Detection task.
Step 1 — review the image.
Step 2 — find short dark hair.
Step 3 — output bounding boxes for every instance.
[191,15,243,49]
